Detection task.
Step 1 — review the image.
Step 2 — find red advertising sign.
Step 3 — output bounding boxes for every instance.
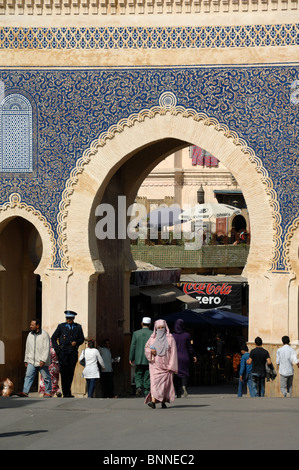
[182,282,234,307]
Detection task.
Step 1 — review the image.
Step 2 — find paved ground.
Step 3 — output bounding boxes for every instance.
[1,382,299,453]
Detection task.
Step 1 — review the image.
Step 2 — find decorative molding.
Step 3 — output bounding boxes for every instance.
[1,23,299,50]
[0,0,298,16]
[57,101,281,272]
[283,217,299,273]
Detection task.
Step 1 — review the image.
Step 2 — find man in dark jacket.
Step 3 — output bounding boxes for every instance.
[51,310,84,397]
[129,317,152,396]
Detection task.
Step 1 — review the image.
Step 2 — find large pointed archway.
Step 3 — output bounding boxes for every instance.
[61,108,277,275]
[55,107,291,395]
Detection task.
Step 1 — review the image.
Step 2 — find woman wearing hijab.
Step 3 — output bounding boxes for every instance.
[172,319,197,398]
[144,319,178,409]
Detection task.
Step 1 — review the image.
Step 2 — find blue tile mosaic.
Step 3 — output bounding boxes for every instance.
[0,65,298,270]
[0,24,298,50]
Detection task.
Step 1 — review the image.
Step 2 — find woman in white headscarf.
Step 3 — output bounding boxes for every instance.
[144,319,178,409]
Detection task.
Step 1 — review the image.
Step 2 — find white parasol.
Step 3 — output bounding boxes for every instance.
[178,203,241,222]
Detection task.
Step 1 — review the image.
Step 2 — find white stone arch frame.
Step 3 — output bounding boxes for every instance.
[284,218,299,274]
[58,106,280,278]
[0,192,56,274]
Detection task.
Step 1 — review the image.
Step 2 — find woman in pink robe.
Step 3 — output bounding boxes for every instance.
[144,319,178,409]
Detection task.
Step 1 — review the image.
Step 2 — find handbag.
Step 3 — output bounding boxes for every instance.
[79,349,86,366]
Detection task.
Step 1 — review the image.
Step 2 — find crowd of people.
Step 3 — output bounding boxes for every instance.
[18,311,118,399]
[16,311,299,402]
[129,318,299,404]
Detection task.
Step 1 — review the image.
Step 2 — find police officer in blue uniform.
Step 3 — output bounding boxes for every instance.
[51,310,85,397]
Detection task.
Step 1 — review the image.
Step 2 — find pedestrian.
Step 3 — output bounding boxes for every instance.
[79,339,105,398]
[51,310,85,398]
[276,335,299,397]
[172,318,197,398]
[19,319,52,397]
[39,340,62,397]
[237,344,253,397]
[144,319,178,409]
[215,333,225,372]
[99,339,118,398]
[129,317,152,397]
[215,333,225,356]
[247,336,273,397]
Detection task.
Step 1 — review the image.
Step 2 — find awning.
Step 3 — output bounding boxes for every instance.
[214,190,243,194]
[139,284,199,307]
[175,294,200,309]
[131,268,181,287]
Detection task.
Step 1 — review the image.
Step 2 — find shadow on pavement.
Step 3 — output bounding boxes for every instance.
[0,430,48,438]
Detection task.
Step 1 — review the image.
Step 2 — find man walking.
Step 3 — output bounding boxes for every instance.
[51,310,84,397]
[238,344,253,397]
[247,336,272,397]
[19,319,52,397]
[129,317,152,396]
[276,335,299,397]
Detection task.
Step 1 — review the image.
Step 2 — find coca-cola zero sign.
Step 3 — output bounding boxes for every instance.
[183,283,232,307]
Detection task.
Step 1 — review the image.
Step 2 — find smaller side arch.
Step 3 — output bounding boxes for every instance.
[0,193,56,273]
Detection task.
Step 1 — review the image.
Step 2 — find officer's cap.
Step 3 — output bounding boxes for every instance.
[64,310,77,318]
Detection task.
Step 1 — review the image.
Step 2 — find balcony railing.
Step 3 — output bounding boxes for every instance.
[131,243,249,269]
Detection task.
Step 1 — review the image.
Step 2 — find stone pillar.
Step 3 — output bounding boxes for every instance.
[66,270,99,397]
[289,277,299,344]
[40,268,98,397]
[248,272,297,344]
[247,271,299,396]
[66,270,98,339]
[123,270,131,335]
[39,268,70,334]
[123,270,133,394]
[268,272,297,343]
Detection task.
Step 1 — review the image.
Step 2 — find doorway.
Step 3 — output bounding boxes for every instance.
[0,217,42,391]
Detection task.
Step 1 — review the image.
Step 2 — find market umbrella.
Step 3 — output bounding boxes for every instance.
[178,203,241,222]
[147,206,188,229]
[162,308,248,327]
